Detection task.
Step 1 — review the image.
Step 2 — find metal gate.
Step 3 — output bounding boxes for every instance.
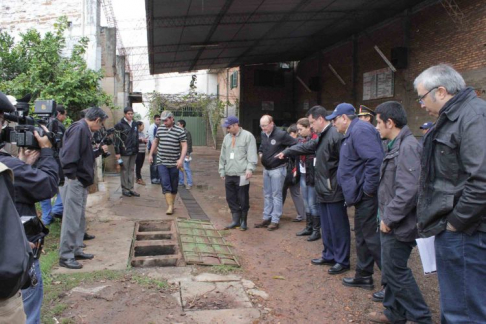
[173,107,207,146]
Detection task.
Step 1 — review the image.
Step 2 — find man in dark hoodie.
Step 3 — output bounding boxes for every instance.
[414,64,486,322]
[366,101,431,324]
[115,107,140,197]
[326,103,384,292]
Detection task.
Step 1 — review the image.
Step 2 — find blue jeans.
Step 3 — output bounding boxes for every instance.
[22,259,43,324]
[435,230,486,323]
[262,167,286,224]
[40,190,63,225]
[158,165,179,194]
[178,160,193,186]
[300,176,318,217]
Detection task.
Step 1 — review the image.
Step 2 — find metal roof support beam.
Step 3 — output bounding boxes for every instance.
[374,46,397,72]
[328,64,346,85]
[188,0,235,71]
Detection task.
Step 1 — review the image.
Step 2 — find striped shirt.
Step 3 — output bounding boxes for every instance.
[155,125,187,166]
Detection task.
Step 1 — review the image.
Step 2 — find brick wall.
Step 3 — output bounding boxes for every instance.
[295,0,486,134]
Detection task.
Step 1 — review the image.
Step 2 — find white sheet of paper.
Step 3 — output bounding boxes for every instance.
[416,236,437,275]
[239,175,250,186]
[230,152,235,159]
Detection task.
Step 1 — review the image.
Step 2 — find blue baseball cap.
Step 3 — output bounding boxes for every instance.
[325,103,356,121]
[223,116,239,127]
[420,122,434,130]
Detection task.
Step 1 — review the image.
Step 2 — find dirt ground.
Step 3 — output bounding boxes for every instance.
[52,146,441,323]
[188,147,441,323]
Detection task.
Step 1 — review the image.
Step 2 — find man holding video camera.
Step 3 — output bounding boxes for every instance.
[0,92,59,324]
[59,107,108,270]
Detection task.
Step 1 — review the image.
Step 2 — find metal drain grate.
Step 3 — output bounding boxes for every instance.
[178,187,210,221]
[130,220,184,268]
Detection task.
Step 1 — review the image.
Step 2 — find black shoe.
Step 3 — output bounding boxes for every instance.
[225,212,241,229]
[296,213,313,236]
[372,288,385,302]
[84,233,95,240]
[307,215,321,241]
[311,258,336,266]
[59,258,83,269]
[51,212,63,219]
[75,252,94,260]
[342,276,374,290]
[292,217,303,222]
[240,211,248,231]
[130,190,140,197]
[328,263,350,275]
[122,190,132,197]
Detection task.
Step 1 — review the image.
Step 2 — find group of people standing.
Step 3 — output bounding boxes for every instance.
[218,64,486,323]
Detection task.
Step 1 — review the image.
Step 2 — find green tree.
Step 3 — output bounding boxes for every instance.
[0,17,114,119]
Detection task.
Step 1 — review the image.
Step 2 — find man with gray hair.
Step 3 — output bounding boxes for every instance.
[59,107,109,269]
[414,64,486,322]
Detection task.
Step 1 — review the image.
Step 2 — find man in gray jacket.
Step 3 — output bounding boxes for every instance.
[219,116,258,231]
[366,101,431,324]
[415,64,486,322]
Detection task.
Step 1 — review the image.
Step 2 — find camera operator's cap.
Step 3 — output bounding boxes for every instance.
[357,105,376,117]
[420,122,434,130]
[0,91,15,113]
[161,110,173,121]
[325,103,356,121]
[222,116,239,128]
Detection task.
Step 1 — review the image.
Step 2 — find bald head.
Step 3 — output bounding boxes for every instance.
[260,115,274,134]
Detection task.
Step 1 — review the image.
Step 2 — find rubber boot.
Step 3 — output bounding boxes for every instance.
[239,211,248,231]
[296,213,313,236]
[307,215,321,241]
[225,212,241,229]
[165,193,174,215]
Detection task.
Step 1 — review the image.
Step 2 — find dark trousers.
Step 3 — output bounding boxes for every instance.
[354,195,381,277]
[150,153,159,181]
[435,230,486,323]
[225,176,250,213]
[135,152,145,180]
[381,233,432,323]
[318,202,351,266]
[158,165,179,194]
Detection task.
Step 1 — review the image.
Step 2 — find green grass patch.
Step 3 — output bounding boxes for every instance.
[207,264,242,275]
[130,273,169,289]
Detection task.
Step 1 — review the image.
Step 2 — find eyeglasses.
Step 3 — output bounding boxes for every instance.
[417,87,438,104]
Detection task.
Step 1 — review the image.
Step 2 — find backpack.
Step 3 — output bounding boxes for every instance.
[0,162,34,299]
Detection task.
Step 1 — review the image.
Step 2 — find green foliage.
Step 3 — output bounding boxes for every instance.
[0,16,114,119]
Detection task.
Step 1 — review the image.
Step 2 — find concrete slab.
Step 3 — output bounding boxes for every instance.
[194,273,241,282]
[185,308,261,324]
[180,281,252,309]
[247,289,269,300]
[52,220,134,274]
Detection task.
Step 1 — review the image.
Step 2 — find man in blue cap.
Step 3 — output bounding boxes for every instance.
[419,122,433,135]
[326,103,384,292]
[219,116,258,231]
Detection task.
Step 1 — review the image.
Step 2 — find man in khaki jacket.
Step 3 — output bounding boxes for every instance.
[219,116,258,231]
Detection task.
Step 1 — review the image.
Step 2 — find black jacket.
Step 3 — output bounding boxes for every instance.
[282,124,344,203]
[418,87,486,237]
[259,127,297,169]
[0,148,59,217]
[114,118,139,156]
[185,129,193,155]
[378,126,422,242]
[60,119,102,188]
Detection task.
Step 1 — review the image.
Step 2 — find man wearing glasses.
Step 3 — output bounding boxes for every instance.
[326,103,384,293]
[414,64,486,322]
[255,115,297,231]
[218,116,258,231]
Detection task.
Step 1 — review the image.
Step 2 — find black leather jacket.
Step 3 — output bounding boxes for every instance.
[417,87,486,237]
[283,124,344,203]
[114,118,139,156]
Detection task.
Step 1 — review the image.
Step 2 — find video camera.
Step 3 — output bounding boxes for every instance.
[93,126,116,158]
[2,98,60,150]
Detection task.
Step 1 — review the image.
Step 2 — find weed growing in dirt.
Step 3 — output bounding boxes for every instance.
[208,265,242,275]
[130,274,169,289]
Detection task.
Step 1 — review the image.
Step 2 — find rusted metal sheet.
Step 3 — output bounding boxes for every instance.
[176,219,240,266]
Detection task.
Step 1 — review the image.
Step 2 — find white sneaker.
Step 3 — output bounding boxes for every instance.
[185,185,192,190]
